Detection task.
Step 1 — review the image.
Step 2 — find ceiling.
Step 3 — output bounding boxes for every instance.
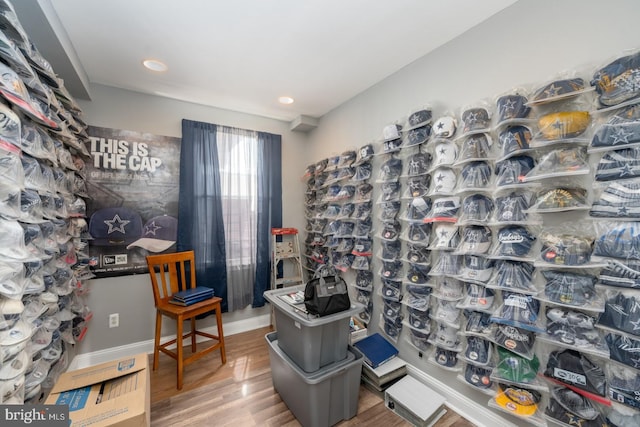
[13,0,518,124]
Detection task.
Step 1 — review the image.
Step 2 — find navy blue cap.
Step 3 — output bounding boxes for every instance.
[606,333,640,370]
[461,108,491,134]
[460,194,494,223]
[352,163,371,181]
[595,147,640,182]
[339,203,355,218]
[464,309,492,335]
[406,152,432,176]
[382,138,403,154]
[545,387,607,426]
[542,270,597,306]
[380,220,401,241]
[405,124,432,147]
[494,324,535,356]
[594,222,640,260]
[459,225,492,254]
[496,94,531,123]
[407,244,430,264]
[407,264,431,284]
[465,336,491,364]
[355,183,373,202]
[407,223,431,243]
[379,201,400,221]
[540,234,593,266]
[409,327,431,350]
[591,50,640,107]
[495,156,534,187]
[407,175,431,198]
[495,192,534,223]
[435,347,459,367]
[380,181,401,201]
[355,144,375,164]
[409,307,431,329]
[381,260,403,279]
[405,196,432,221]
[88,207,143,246]
[459,133,492,161]
[380,239,401,260]
[544,349,606,396]
[532,78,586,104]
[591,104,640,149]
[355,270,373,289]
[494,292,540,329]
[338,150,356,168]
[498,125,532,158]
[459,161,491,190]
[494,259,535,292]
[496,225,535,257]
[379,157,403,181]
[464,364,493,389]
[407,109,433,128]
[599,292,640,337]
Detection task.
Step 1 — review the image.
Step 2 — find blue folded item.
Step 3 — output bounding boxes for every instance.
[172,286,214,302]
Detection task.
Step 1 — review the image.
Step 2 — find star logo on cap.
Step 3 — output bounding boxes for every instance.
[565,413,584,427]
[104,214,130,234]
[620,164,635,177]
[618,206,629,216]
[466,111,479,124]
[610,127,633,145]
[502,99,516,111]
[544,84,560,98]
[144,221,161,236]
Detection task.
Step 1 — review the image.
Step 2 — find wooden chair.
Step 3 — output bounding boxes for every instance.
[146,250,226,390]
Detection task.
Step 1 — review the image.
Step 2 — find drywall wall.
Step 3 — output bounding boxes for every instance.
[75,84,308,354]
[305,0,640,424]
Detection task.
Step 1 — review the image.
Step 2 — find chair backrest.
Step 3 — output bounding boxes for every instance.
[146,250,197,306]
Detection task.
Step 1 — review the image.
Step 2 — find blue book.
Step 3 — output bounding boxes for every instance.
[172,286,214,302]
[169,293,213,306]
[353,333,399,369]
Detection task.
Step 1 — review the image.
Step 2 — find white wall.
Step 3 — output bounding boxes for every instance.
[306,0,640,424]
[75,84,309,354]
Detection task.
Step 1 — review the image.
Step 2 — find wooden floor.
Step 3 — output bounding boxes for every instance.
[150,326,476,426]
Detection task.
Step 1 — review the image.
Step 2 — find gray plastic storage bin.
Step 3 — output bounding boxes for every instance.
[266,332,362,427]
[263,285,364,372]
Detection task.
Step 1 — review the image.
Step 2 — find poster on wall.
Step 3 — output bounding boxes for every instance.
[84,126,181,278]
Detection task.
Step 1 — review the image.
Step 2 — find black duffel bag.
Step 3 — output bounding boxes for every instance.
[304,275,350,317]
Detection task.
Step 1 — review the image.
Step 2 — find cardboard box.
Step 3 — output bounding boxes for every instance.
[349,316,368,345]
[45,353,150,427]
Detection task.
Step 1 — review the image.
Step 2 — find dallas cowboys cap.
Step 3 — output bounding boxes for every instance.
[433,141,458,167]
[380,220,401,241]
[493,324,535,356]
[430,251,462,276]
[590,180,640,219]
[605,332,640,370]
[599,292,640,337]
[540,233,593,266]
[434,321,460,348]
[494,225,536,258]
[435,346,459,368]
[494,191,534,223]
[409,306,431,329]
[381,280,401,301]
[459,225,492,254]
[595,147,640,183]
[354,201,372,219]
[352,162,372,182]
[430,167,457,195]
[355,270,373,289]
[406,175,431,198]
[465,336,491,364]
[380,181,401,203]
[427,196,460,222]
[544,349,606,396]
[531,77,587,105]
[594,222,640,260]
[591,50,640,107]
[431,223,460,250]
[495,346,540,384]
[379,239,399,260]
[458,161,492,191]
[381,260,403,279]
[461,107,491,135]
[406,283,432,297]
[496,94,531,124]
[494,155,534,188]
[404,124,431,147]
[338,150,356,168]
[464,283,495,310]
[404,196,432,222]
[406,108,433,129]
[89,207,143,246]
[464,364,493,389]
[355,183,373,202]
[433,116,457,138]
[459,194,494,224]
[591,103,640,150]
[378,201,400,221]
[459,254,494,283]
[458,133,492,162]
[546,387,607,427]
[498,125,532,159]
[409,327,431,351]
[382,138,402,154]
[537,111,591,140]
[126,215,177,253]
[336,237,355,253]
[494,383,541,417]
[542,270,597,306]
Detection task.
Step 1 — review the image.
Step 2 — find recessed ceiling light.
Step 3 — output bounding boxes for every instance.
[142,59,168,72]
[278,96,294,105]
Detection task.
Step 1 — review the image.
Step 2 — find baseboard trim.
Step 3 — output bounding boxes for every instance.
[68,313,271,370]
[406,365,518,427]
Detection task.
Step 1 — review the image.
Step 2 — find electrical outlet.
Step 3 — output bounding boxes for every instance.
[109,313,119,328]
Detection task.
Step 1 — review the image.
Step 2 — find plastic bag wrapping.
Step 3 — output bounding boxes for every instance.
[485,259,538,294]
[538,306,608,358]
[491,189,540,225]
[455,133,494,165]
[591,49,640,109]
[490,292,543,333]
[589,177,640,219]
[589,102,640,152]
[496,124,534,162]
[457,102,493,138]
[594,146,640,183]
[455,161,492,193]
[424,196,460,223]
[522,146,590,182]
[598,288,640,337]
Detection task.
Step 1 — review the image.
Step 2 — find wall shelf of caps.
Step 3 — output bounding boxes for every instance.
[303,49,640,424]
[0,0,93,405]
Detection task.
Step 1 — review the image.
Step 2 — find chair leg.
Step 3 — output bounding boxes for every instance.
[215,304,226,364]
[153,311,162,371]
[190,317,197,352]
[176,315,184,390]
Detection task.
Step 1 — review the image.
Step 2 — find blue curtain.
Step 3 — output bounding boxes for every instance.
[253,131,282,307]
[177,119,228,312]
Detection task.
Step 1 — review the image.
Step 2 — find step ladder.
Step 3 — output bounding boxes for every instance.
[271,227,305,290]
